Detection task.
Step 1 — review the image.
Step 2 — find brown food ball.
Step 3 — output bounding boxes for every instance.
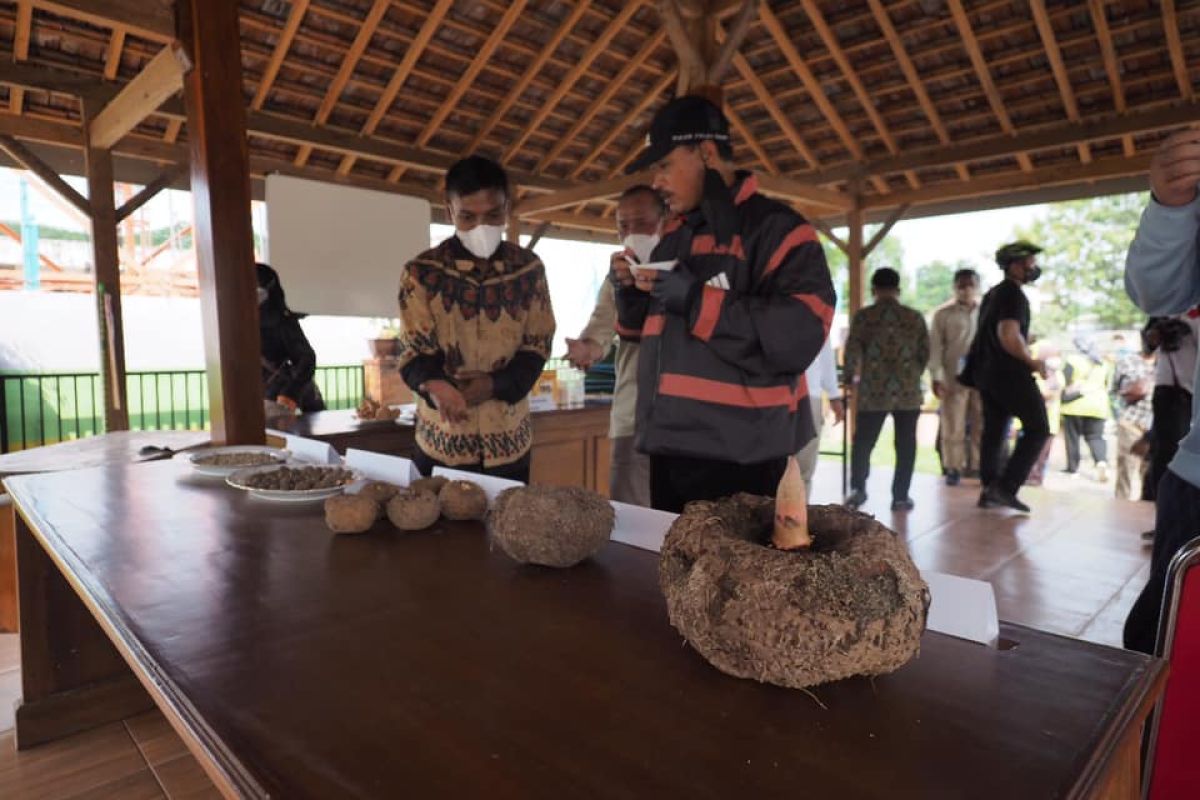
[324,494,378,534]
[410,476,448,495]
[439,480,489,521]
[489,485,615,567]
[386,488,441,531]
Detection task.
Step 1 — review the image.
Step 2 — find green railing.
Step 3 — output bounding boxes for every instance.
[0,366,364,453]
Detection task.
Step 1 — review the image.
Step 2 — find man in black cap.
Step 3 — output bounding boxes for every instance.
[961,240,1050,512]
[842,267,930,512]
[613,95,835,513]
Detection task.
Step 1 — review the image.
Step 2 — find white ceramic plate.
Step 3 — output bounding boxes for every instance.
[188,446,290,477]
[226,464,361,503]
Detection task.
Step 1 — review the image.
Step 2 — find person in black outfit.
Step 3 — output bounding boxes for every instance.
[961,241,1049,513]
[256,263,325,415]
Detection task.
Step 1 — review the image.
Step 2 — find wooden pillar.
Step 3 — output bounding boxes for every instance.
[82,101,130,432]
[177,0,265,445]
[847,203,865,314]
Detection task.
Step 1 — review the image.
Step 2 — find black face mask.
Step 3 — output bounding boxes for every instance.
[1024,264,1042,284]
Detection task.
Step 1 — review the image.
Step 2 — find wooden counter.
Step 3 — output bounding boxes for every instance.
[4,459,1167,799]
[273,403,612,495]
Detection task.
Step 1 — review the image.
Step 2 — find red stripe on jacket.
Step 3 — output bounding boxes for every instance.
[658,372,806,411]
[762,225,818,281]
[642,314,666,336]
[691,286,724,342]
[614,321,642,339]
[792,292,835,335]
[691,234,745,259]
[734,174,759,205]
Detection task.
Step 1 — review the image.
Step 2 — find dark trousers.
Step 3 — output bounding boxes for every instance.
[1149,385,1193,492]
[979,378,1050,495]
[1062,415,1108,472]
[1123,470,1200,654]
[851,409,919,501]
[650,453,787,514]
[413,449,531,484]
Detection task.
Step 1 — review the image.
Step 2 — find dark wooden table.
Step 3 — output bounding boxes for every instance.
[4,460,1165,799]
[272,403,613,494]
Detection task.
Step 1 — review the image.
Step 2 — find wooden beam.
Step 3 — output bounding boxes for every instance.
[1088,0,1134,157]
[31,0,173,42]
[707,0,757,85]
[89,43,190,150]
[862,153,1154,211]
[115,162,187,222]
[519,171,655,216]
[526,221,551,250]
[1029,0,1089,164]
[573,68,675,180]
[102,28,126,81]
[81,98,130,432]
[755,173,852,211]
[251,0,309,111]
[847,200,864,314]
[536,29,667,173]
[658,0,707,94]
[10,1,32,114]
[946,0,1033,172]
[295,0,389,167]
[465,3,591,155]
[338,0,451,175]
[810,217,847,253]
[862,204,909,257]
[163,118,182,143]
[0,134,91,215]
[725,103,779,175]
[1162,0,1193,102]
[178,0,265,445]
[503,2,643,164]
[869,0,962,180]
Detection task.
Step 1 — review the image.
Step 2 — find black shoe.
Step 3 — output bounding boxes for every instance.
[945,470,961,487]
[844,489,867,510]
[963,469,980,479]
[982,486,1031,513]
[891,498,915,511]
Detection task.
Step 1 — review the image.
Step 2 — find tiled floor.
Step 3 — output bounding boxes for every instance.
[0,461,1155,797]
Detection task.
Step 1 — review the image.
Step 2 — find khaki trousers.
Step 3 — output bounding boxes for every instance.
[1115,420,1148,501]
[796,396,824,496]
[610,435,651,507]
[940,385,982,472]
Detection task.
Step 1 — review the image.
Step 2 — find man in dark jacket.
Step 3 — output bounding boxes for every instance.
[614,95,836,513]
[257,263,325,414]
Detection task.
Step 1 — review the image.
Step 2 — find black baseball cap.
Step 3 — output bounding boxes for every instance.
[871,267,901,289]
[995,241,1043,267]
[625,95,731,174]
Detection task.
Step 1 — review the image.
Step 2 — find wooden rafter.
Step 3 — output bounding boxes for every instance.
[102,28,125,81]
[115,162,187,222]
[418,1,528,150]
[89,43,190,150]
[1088,0,1135,157]
[657,0,707,94]
[536,29,667,173]
[503,2,644,164]
[163,118,182,144]
[867,0,959,181]
[573,68,676,180]
[10,1,32,114]
[1030,0,1089,164]
[519,171,656,216]
[707,0,758,85]
[30,0,172,41]
[947,0,1033,172]
[338,0,453,175]
[294,0,389,167]
[799,0,918,189]
[725,44,819,169]
[724,103,779,175]
[251,0,310,111]
[0,134,91,215]
[1162,0,1193,101]
[465,2,591,155]
[862,204,909,257]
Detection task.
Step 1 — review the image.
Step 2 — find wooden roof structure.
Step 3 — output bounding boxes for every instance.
[1,0,1197,238]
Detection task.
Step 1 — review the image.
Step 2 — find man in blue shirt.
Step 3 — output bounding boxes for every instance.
[1122,126,1200,654]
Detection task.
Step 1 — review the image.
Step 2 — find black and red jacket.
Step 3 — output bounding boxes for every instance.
[615,171,835,464]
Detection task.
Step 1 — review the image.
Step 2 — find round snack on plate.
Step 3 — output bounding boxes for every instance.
[489,485,615,568]
[325,495,378,534]
[410,475,448,495]
[238,466,356,491]
[386,488,441,531]
[439,480,488,521]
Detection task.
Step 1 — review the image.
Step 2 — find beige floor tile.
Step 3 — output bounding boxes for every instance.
[151,754,220,800]
[125,712,188,767]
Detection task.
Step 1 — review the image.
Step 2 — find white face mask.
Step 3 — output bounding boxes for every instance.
[456,224,505,260]
[621,233,660,265]
[256,287,269,306]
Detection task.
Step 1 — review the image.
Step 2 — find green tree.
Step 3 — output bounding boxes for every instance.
[1010,193,1147,336]
[821,225,905,311]
[908,260,959,316]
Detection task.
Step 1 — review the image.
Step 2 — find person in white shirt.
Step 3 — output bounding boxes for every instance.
[929,268,982,486]
[795,336,844,497]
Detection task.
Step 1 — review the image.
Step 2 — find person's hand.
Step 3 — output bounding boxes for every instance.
[633,266,661,293]
[1150,127,1200,207]
[932,380,945,399]
[455,372,494,408]
[611,251,635,288]
[423,379,469,423]
[830,398,845,425]
[565,337,604,370]
[275,394,299,413]
[1031,358,1049,379]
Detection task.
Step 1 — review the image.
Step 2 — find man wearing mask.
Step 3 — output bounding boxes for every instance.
[961,241,1050,513]
[1122,126,1200,653]
[565,185,666,506]
[929,268,982,486]
[614,95,835,513]
[397,155,556,483]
